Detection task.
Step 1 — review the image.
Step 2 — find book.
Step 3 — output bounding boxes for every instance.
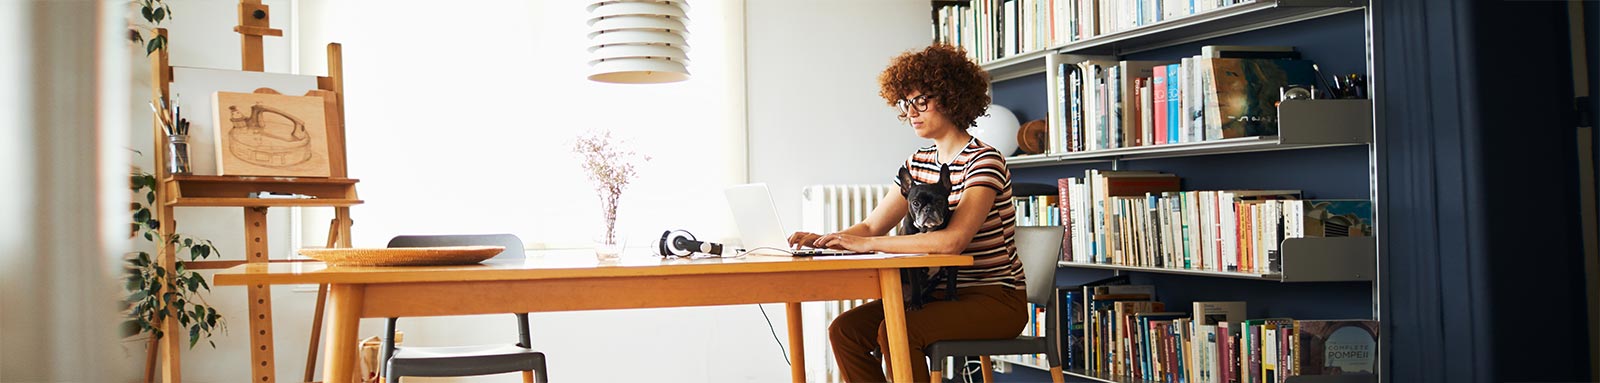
[1294,320,1378,375]
[1193,301,1247,325]
[1288,200,1374,238]
[1153,65,1169,144]
[1200,58,1318,139]
[1166,63,1181,143]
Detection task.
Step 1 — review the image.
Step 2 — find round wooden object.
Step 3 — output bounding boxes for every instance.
[298,246,504,266]
[1016,120,1050,155]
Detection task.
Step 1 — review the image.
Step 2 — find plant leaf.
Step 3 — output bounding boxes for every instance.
[196,277,209,291]
[198,245,210,258]
[153,8,165,23]
[183,238,192,247]
[188,326,199,348]
[141,5,152,21]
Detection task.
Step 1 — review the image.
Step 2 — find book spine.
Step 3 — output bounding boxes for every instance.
[1153,65,1168,145]
[1166,63,1181,143]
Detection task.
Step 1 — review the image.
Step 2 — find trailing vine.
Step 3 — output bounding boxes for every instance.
[123,171,225,348]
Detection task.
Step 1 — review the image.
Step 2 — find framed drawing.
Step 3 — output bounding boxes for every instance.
[168,67,319,175]
[212,91,331,177]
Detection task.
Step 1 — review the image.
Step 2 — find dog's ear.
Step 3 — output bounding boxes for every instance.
[898,166,915,193]
[937,164,952,188]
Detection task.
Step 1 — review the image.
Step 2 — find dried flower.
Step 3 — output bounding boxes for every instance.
[574,130,650,244]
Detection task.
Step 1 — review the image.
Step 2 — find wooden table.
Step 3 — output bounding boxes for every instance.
[213,251,972,383]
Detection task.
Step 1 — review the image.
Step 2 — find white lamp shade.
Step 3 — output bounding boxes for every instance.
[587,0,690,84]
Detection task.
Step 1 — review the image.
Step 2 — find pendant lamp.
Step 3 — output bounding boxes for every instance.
[587,0,691,84]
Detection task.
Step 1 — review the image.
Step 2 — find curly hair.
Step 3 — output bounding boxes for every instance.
[878,44,991,129]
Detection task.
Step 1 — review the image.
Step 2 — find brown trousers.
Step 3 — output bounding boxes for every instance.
[827,285,1027,383]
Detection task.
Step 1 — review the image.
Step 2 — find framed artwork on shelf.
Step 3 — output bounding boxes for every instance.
[211,91,332,177]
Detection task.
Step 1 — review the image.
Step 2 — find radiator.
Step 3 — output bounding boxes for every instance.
[800,184,896,383]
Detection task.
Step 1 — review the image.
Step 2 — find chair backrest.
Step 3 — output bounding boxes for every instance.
[387,233,527,261]
[1014,226,1065,306]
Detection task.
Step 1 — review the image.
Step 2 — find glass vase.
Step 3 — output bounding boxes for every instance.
[593,230,627,263]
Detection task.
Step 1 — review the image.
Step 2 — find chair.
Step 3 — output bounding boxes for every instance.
[926,225,1066,383]
[380,234,549,383]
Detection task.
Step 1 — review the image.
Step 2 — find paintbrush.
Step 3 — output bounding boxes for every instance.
[148,101,174,135]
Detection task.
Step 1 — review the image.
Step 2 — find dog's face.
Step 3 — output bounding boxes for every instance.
[899,165,953,233]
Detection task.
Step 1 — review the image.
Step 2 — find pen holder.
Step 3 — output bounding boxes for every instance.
[166,134,192,175]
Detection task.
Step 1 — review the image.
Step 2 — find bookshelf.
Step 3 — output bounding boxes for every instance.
[935,0,1380,382]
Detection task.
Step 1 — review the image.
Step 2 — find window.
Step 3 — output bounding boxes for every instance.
[299,1,745,249]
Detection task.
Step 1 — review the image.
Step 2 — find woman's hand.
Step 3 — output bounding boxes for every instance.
[815,233,874,252]
[787,231,823,248]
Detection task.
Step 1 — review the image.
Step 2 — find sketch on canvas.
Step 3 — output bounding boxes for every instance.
[212,91,331,177]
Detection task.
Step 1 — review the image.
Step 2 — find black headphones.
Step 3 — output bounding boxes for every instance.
[657,229,740,257]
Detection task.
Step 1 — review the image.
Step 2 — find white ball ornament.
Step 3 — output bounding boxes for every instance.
[970,104,1020,156]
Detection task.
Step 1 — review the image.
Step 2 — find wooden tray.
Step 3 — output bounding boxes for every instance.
[298,246,504,266]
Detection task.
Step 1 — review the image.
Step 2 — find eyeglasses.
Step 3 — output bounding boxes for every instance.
[895,94,933,117]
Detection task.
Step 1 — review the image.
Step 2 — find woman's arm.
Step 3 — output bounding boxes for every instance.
[815,185,996,254]
[788,187,909,247]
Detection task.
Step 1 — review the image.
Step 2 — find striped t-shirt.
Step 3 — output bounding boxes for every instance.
[894,137,1023,290]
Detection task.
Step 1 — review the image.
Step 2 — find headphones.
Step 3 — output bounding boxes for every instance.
[657,229,741,257]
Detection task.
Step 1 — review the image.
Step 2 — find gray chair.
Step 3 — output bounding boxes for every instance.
[926,226,1066,383]
[381,234,549,383]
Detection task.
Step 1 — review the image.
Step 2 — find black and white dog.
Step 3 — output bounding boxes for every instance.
[897,164,958,308]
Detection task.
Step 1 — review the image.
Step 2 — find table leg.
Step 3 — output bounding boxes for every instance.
[323,284,365,383]
[877,269,912,383]
[785,302,806,383]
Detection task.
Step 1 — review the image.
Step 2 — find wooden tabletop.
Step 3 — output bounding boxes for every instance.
[214,251,973,286]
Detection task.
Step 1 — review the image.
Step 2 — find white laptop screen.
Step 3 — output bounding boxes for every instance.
[724,183,793,254]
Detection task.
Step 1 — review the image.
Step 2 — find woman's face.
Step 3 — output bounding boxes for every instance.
[898,90,955,139]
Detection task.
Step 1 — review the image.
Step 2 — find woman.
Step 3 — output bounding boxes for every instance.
[786,44,1025,383]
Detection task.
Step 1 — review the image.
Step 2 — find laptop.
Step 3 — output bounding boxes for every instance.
[724,183,874,257]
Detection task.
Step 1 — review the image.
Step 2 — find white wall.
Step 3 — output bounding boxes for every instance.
[746,0,933,228]
[744,1,932,380]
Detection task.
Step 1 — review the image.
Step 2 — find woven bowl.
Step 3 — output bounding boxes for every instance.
[298,246,504,266]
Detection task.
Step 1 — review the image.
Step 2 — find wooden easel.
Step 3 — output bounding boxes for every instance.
[148,1,358,382]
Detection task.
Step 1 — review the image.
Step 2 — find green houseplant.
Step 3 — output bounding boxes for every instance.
[122,170,225,349]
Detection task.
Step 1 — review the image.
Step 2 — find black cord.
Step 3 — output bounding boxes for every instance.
[756,304,791,366]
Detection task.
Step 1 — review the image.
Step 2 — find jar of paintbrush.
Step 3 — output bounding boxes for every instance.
[154,96,191,175]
